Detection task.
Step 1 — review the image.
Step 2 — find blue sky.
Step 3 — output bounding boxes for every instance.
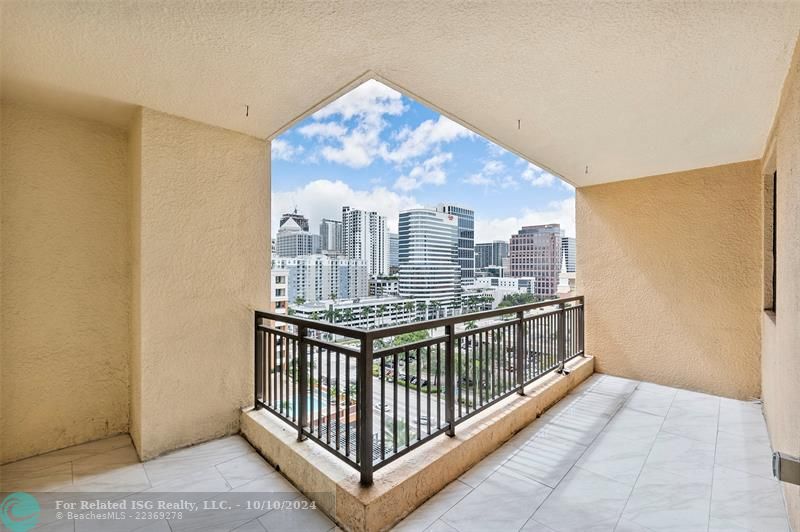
[271,79,575,240]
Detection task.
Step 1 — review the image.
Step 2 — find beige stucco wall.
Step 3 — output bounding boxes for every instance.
[761,39,800,531]
[0,102,131,463]
[131,108,269,460]
[576,160,762,400]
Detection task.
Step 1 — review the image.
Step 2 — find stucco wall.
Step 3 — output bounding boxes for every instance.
[131,108,269,460]
[761,39,800,531]
[576,160,762,400]
[0,102,130,463]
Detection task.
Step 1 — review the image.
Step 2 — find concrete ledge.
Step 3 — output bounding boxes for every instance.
[241,355,594,532]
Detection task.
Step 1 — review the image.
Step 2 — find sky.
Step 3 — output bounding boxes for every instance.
[271,79,575,241]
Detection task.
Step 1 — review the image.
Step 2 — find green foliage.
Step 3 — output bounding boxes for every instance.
[497,292,539,308]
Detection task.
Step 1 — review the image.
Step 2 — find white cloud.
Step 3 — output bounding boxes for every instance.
[393,152,453,191]
[522,163,557,187]
[272,179,419,234]
[271,139,304,161]
[463,160,516,189]
[475,198,576,241]
[313,79,405,121]
[482,160,505,175]
[485,140,508,157]
[310,80,407,168]
[297,121,348,139]
[382,116,475,164]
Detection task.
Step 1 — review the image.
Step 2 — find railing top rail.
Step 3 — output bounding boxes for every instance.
[254,295,583,342]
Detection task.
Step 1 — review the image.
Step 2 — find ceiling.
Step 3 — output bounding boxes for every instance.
[2,1,798,186]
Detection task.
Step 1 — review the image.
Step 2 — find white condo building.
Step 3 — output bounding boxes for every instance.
[342,206,389,277]
[272,255,368,303]
[319,218,343,255]
[275,218,320,257]
[398,208,460,308]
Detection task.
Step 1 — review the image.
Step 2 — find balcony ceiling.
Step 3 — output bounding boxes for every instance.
[2,2,799,186]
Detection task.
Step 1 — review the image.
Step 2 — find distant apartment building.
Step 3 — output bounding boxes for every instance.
[270,268,289,330]
[369,276,399,297]
[342,206,389,277]
[509,223,562,297]
[561,236,576,273]
[388,232,399,274]
[319,218,343,255]
[279,208,309,232]
[436,204,474,283]
[274,218,320,257]
[272,255,368,303]
[398,208,460,308]
[475,240,509,269]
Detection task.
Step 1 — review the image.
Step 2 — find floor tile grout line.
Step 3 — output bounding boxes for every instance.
[516,376,637,532]
[610,381,677,532]
[706,396,721,532]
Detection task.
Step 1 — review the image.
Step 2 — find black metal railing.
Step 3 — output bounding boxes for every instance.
[254,295,584,484]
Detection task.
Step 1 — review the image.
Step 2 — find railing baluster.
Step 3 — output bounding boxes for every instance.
[445,324,455,437]
[516,311,524,395]
[254,320,263,409]
[358,336,374,485]
[297,326,308,441]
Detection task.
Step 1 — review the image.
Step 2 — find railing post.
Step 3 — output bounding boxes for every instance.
[516,311,525,395]
[556,302,567,374]
[359,335,374,485]
[254,314,263,409]
[297,325,308,441]
[445,324,456,437]
[579,298,585,356]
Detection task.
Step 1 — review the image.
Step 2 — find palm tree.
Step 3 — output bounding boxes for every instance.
[342,308,354,324]
[294,297,306,305]
[361,306,371,328]
[310,311,319,321]
[377,304,387,327]
[324,308,336,323]
[416,301,428,321]
[465,320,478,330]
[430,300,441,318]
[467,295,478,312]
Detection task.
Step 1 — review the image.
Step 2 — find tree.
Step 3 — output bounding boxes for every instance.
[376,304,388,327]
[294,297,306,305]
[498,292,537,308]
[465,320,478,330]
[361,306,372,328]
[430,300,441,318]
[416,301,428,321]
[343,308,354,323]
[310,311,319,321]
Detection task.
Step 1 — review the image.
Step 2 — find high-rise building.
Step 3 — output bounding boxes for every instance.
[435,204,474,284]
[270,268,289,330]
[388,232,399,273]
[475,240,509,269]
[561,236,576,273]
[319,218,343,255]
[273,255,368,303]
[279,208,309,232]
[342,206,389,277]
[274,218,320,257]
[398,208,460,308]
[509,224,562,297]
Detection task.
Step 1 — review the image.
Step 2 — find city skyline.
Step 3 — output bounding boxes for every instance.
[271,79,576,241]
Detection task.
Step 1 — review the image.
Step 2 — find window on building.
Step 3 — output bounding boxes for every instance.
[764,169,777,313]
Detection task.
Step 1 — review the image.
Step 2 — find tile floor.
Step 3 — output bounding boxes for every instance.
[393,374,790,532]
[0,374,789,532]
[0,434,333,531]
